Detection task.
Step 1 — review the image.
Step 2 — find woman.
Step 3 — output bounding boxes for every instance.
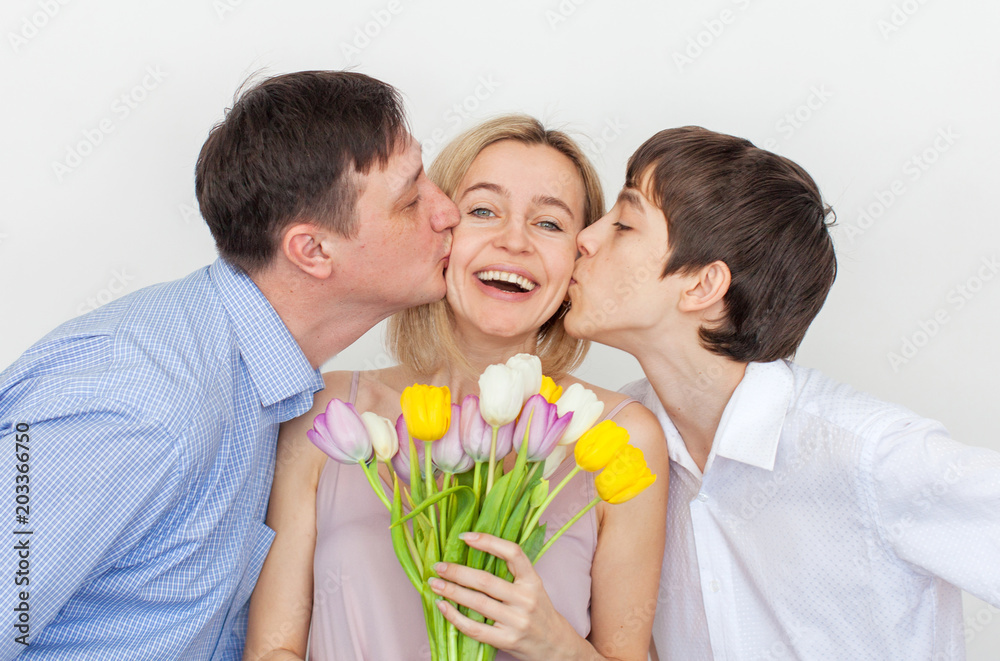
[245,115,669,661]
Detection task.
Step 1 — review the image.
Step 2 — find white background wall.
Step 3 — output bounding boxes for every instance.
[3,0,998,656]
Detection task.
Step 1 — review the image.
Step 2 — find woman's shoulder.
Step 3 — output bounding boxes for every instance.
[559,375,664,450]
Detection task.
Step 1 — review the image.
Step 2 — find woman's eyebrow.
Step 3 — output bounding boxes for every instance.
[461,182,509,198]
[532,194,575,220]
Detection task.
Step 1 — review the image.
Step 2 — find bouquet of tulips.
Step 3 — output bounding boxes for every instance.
[307,354,656,661]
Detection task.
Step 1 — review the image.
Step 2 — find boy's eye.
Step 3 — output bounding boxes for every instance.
[613,221,632,231]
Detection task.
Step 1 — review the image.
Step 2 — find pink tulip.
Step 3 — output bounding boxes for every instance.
[432,404,475,473]
[460,395,515,462]
[307,399,372,464]
[512,394,573,462]
[391,413,428,484]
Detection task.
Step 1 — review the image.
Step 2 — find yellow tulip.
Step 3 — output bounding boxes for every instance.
[573,420,629,472]
[400,384,451,442]
[595,444,657,504]
[539,375,563,404]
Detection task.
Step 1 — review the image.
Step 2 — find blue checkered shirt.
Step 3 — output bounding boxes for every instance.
[0,259,324,660]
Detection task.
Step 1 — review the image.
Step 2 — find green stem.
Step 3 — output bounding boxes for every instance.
[486,425,499,494]
[473,460,482,506]
[522,464,582,542]
[424,440,440,557]
[359,459,392,511]
[532,496,601,563]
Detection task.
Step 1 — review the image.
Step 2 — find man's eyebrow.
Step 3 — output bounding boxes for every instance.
[532,195,575,220]
[617,188,643,212]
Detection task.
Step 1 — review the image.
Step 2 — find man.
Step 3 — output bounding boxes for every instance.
[0,70,458,659]
[566,126,1000,660]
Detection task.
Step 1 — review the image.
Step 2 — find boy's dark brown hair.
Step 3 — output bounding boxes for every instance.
[627,126,837,362]
[196,70,408,274]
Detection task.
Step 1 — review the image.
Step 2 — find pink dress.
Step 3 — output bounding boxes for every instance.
[308,373,636,660]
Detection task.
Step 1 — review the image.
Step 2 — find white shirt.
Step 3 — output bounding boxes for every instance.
[623,360,1000,661]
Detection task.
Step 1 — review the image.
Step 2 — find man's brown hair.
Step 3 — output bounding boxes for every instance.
[628,126,837,362]
[195,70,408,274]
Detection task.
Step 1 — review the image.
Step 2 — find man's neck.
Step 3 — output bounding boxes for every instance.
[253,270,403,370]
[637,346,747,473]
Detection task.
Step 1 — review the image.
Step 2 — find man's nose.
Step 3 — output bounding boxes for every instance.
[428,183,460,232]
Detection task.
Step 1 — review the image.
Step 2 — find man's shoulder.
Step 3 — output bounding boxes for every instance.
[1,265,236,433]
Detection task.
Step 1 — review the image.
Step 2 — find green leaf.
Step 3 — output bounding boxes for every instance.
[523,523,547,565]
[442,488,477,565]
[529,479,549,508]
[467,470,515,570]
[389,480,423,592]
[390,484,474,528]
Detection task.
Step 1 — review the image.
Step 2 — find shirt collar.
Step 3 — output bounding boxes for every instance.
[631,359,794,475]
[711,360,794,472]
[209,259,324,413]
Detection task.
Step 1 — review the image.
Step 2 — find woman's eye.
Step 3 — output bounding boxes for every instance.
[470,207,495,218]
[536,219,563,232]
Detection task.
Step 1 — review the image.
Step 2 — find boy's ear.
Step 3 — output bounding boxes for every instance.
[678,260,731,313]
[280,222,337,279]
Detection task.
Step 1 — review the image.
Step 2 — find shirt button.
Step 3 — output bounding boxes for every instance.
[710,580,721,593]
[696,492,709,502]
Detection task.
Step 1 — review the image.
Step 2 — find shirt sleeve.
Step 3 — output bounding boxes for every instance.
[865,415,1000,607]
[0,400,181,659]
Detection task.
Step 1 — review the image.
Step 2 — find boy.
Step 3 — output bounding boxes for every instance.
[566,126,1000,660]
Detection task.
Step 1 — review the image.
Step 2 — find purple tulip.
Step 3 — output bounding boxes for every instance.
[307,399,373,464]
[512,394,573,462]
[391,413,428,484]
[432,404,475,474]
[461,395,516,462]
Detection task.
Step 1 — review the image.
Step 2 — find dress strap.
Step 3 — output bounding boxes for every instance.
[601,397,639,422]
[349,370,361,405]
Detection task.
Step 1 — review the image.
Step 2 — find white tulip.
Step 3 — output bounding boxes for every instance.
[555,383,605,445]
[542,444,569,479]
[505,353,543,403]
[360,411,399,462]
[478,363,525,427]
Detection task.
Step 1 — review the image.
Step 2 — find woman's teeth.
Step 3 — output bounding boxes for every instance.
[476,270,537,292]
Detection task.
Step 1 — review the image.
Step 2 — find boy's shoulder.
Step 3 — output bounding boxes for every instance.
[783,360,926,440]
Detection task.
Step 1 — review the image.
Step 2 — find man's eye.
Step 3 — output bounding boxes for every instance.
[406,196,421,210]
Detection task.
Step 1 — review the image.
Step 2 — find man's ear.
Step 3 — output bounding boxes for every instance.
[678,260,731,313]
[280,222,337,279]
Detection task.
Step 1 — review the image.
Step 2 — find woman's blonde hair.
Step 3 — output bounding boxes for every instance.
[387,114,605,379]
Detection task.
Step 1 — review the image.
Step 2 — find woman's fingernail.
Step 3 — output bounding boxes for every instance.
[433,562,447,573]
[458,532,479,542]
[428,577,444,590]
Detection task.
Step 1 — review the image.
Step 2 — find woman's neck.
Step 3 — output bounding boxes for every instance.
[415,320,538,402]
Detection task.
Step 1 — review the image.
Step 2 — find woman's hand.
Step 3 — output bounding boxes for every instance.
[428,532,592,661]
